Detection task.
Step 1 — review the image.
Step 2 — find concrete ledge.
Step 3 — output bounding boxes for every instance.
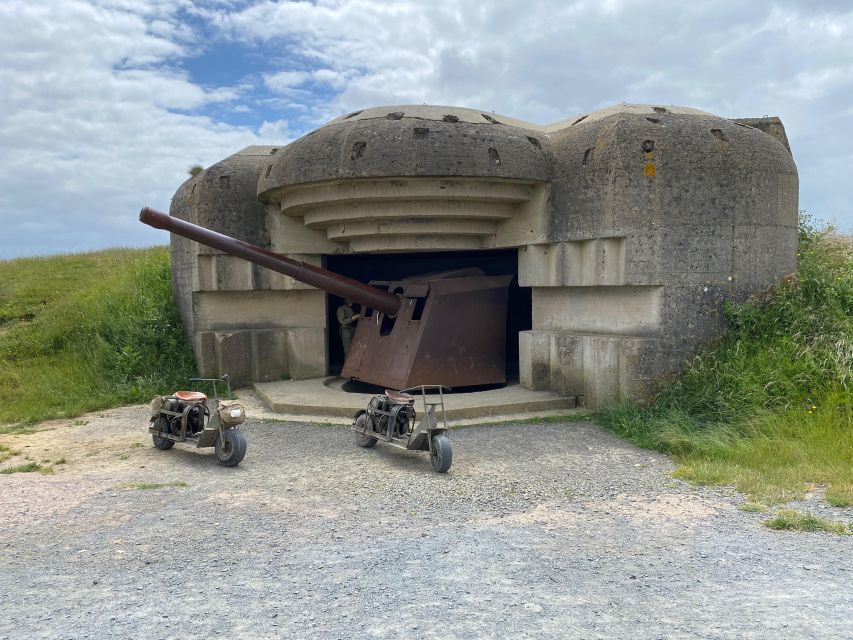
[252,377,577,420]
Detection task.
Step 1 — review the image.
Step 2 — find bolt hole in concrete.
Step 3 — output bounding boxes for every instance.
[710,128,728,142]
[583,147,595,165]
[351,141,367,160]
[386,112,404,120]
[443,114,460,123]
[488,148,501,166]
[642,140,655,153]
[481,113,501,124]
[526,136,542,149]
[646,117,661,124]
[413,127,430,139]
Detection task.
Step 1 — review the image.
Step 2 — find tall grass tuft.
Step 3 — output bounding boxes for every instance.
[0,247,196,424]
[601,216,853,505]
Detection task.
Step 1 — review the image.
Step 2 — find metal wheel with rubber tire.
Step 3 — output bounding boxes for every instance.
[430,434,452,473]
[151,417,174,450]
[215,429,247,467]
[353,412,378,448]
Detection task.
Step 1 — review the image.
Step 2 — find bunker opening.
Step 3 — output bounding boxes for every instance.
[326,249,531,392]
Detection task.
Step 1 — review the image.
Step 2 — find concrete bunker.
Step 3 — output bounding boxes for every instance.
[169,103,798,408]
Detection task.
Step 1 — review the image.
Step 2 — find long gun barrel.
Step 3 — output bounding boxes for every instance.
[139,207,401,317]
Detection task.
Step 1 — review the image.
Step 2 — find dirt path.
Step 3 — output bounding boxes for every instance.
[1,402,850,639]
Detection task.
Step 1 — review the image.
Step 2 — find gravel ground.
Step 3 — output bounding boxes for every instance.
[0,402,851,640]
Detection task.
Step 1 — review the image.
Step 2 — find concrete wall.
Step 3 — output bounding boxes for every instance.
[520,107,798,404]
[169,146,327,387]
[168,104,797,406]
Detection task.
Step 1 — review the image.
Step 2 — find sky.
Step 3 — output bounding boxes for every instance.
[1,0,851,258]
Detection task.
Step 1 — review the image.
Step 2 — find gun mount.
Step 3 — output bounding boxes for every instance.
[140,207,512,389]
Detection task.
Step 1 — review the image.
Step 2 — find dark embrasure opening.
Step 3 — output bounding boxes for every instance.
[325,249,531,387]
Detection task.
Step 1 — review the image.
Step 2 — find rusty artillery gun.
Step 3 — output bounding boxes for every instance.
[139,207,512,391]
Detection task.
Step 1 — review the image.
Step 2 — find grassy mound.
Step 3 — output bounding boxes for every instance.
[601,217,853,507]
[0,247,196,426]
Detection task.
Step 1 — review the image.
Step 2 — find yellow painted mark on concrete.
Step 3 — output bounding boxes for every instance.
[644,163,657,178]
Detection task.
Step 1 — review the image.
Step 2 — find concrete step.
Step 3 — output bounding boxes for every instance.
[324,218,498,241]
[301,200,515,228]
[252,376,578,422]
[281,178,537,215]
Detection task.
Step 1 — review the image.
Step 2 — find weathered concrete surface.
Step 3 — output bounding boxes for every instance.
[537,108,797,403]
[169,103,798,407]
[256,106,551,198]
[733,116,792,152]
[170,146,326,387]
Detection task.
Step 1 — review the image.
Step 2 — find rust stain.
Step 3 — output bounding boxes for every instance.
[644,163,657,178]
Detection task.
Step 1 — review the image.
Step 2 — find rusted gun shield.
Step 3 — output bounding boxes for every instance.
[342,273,512,389]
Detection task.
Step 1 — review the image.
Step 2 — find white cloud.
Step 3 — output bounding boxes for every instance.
[258,119,292,141]
[2,0,852,259]
[311,68,350,88]
[0,0,262,258]
[206,0,853,228]
[264,70,311,92]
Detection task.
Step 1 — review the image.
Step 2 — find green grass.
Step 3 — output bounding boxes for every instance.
[0,443,18,463]
[0,461,54,475]
[764,509,851,535]
[0,247,196,424]
[0,422,37,435]
[118,480,188,490]
[600,216,853,507]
